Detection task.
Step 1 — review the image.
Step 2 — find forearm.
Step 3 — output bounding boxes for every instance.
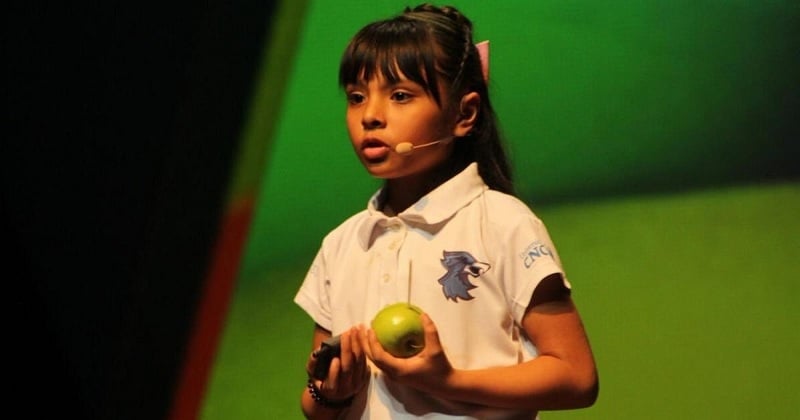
[433,354,598,410]
[401,298,598,410]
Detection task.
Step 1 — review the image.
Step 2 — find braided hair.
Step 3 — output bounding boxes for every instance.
[339,4,515,195]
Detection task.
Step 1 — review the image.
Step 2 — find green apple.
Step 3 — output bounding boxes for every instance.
[370,303,425,358]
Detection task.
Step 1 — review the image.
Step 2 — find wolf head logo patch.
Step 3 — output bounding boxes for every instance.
[437,251,491,302]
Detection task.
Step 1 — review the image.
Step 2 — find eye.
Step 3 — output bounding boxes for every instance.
[390,91,413,102]
[347,92,365,105]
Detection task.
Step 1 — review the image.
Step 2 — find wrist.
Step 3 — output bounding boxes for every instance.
[306,378,354,409]
[421,367,463,399]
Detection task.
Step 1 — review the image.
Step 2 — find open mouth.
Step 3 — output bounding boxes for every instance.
[362,139,391,162]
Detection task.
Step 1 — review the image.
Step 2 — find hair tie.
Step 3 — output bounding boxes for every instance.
[475,40,489,81]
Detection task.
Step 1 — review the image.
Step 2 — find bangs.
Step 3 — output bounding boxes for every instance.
[339,18,442,104]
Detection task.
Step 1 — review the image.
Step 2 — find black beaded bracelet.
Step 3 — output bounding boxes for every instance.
[307,378,354,409]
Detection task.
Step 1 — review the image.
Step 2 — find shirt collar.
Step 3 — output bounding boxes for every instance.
[356,162,488,249]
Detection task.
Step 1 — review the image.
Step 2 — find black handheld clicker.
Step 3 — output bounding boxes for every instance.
[312,335,341,380]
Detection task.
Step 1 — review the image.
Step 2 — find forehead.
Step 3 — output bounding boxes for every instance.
[349,53,429,84]
[350,64,416,86]
[343,39,441,82]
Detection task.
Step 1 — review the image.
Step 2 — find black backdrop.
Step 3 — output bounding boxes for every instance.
[5,1,276,418]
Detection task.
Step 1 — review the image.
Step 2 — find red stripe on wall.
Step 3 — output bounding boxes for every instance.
[167,197,254,420]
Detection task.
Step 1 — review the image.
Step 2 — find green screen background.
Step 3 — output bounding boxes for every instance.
[200,1,798,418]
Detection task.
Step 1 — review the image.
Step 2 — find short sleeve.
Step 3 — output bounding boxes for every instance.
[496,212,569,325]
[294,247,333,331]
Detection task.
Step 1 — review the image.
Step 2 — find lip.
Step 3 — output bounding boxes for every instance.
[361,137,392,161]
[361,137,388,149]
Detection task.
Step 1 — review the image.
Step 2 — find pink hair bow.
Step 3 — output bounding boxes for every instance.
[476,40,489,81]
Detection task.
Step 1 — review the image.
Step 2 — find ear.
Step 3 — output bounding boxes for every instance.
[452,92,480,137]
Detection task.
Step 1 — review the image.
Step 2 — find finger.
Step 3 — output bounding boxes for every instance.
[366,328,389,365]
[420,313,442,352]
[350,325,364,360]
[358,325,375,361]
[347,338,367,389]
[339,329,353,374]
[347,331,363,377]
[355,326,372,380]
[307,350,320,376]
[324,356,341,391]
[353,327,371,366]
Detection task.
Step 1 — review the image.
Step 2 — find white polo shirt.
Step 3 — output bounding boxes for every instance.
[295,163,568,419]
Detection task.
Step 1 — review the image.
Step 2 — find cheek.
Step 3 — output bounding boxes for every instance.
[414,106,453,136]
[346,109,361,131]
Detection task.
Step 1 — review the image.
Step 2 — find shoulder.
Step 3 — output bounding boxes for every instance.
[480,189,544,226]
[472,190,555,252]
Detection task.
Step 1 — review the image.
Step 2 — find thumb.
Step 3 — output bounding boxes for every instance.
[420,313,442,352]
[306,351,318,378]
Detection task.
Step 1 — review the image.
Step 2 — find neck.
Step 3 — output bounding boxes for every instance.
[381,160,467,214]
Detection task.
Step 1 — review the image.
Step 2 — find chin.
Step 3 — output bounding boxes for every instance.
[361,160,398,178]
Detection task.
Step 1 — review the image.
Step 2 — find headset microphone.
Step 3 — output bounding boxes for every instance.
[394,137,453,155]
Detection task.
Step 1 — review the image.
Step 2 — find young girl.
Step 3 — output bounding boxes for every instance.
[295,4,598,419]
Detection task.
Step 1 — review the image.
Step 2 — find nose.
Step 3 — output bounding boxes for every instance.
[361,99,385,130]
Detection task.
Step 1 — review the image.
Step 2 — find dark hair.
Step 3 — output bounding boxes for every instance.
[339,4,515,195]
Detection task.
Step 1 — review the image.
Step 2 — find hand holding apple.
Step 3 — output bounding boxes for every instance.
[370,303,425,358]
[363,307,455,394]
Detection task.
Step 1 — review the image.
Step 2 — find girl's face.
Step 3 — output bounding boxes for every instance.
[345,71,457,182]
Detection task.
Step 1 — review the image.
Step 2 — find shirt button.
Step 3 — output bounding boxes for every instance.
[382,274,390,282]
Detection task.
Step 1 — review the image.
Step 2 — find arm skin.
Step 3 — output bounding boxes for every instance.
[301,325,370,420]
[360,274,599,411]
